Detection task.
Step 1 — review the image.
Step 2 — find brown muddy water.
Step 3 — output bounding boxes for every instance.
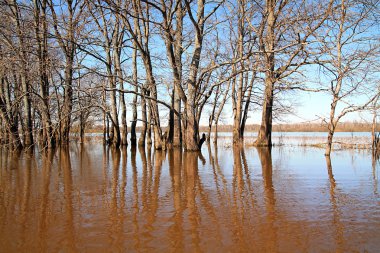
[0,140,379,252]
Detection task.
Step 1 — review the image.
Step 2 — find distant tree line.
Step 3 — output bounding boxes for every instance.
[0,0,379,155]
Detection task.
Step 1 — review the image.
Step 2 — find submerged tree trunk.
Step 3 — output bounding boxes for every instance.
[184,98,199,151]
[21,74,34,147]
[0,93,22,149]
[213,80,231,144]
[49,0,79,145]
[255,77,274,146]
[325,99,338,156]
[130,43,138,146]
[138,87,147,146]
[232,1,245,144]
[255,0,275,147]
[173,85,182,147]
[60,59,74,145]
[182,0,205,151]
[115,53,127,146]
[240,71,255,138]
[146,100,152,146]
[34,0,54,148]
[102,87,107,145]
[12,0,33,147]
[173,2,183,147]
[79,112,85,143]
[372,97,378,154]
[114,15,127,146]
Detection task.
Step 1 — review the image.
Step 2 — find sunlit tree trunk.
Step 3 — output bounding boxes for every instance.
[113,13,127,146]
[173,1,183,147]
[131,43,138,146]
[138,89,147,146]
[232,1,245,144]
[115,48,127,146]
[183,0,205,151]
[255,0,275,147]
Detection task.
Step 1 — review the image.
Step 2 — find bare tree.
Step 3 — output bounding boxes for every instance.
[316,0,379,156]
[49,0,86,144]
[253,0,333,146]
[130,37,138,146]
[33,0,55,148]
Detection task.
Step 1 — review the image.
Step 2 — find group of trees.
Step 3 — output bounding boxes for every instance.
[0,0,379,155]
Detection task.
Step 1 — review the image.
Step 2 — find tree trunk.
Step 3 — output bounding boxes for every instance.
[34,0,54,149]
[0,96,22,150]
[49,0,76,146]
[173,82,182,147]
[102,88,107,145]
[255,77,274,146]
[21,74,34,147]
[255,0,275,147]
[106,54,120,147]
[115,55,127,146]
[138,88,147,146]
[113,16,127,146]
[173,2,183,147]
[240,70,255,138]
[325,101,338,156]
[326,129,334,156]
[144,60,163,149]
[79,112,85,143]
[147,104,152,146]
[12,0,33,147]
[184,102,199,151]
[131,43,138,146]
[232,0,245,144]
[60,60,74,145]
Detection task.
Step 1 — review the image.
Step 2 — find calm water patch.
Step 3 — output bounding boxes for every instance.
[0,142,379,252]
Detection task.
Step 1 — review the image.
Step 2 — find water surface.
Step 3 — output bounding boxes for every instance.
[0,141,379,252]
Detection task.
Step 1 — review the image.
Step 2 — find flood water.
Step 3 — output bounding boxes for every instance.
[0,140,379,252]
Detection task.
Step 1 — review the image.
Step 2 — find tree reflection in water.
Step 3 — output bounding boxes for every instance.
[256,147,278,252]
[325,156,344,253]
[0,143,379,252]
[60,147,77,252]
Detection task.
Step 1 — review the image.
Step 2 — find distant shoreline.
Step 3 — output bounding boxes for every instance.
[80,122,377,134]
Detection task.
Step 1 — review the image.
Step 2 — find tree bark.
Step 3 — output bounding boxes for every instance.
[131,42,138,146]
[255,76,274,146]
[173,1,183,147]
[183,0,205,151]
[34,0,54,148]
[12,0,33,147]
[60,57,74,145]
[138,87,147,146]
[255,0,275,147]
[232,0,245,144]
[0,95,22,149]
[113,15,127,146]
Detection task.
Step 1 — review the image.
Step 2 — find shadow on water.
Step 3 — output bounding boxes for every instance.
[0,143,379,252]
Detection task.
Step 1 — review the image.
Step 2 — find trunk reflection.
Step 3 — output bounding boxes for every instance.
[0,144,378,252]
